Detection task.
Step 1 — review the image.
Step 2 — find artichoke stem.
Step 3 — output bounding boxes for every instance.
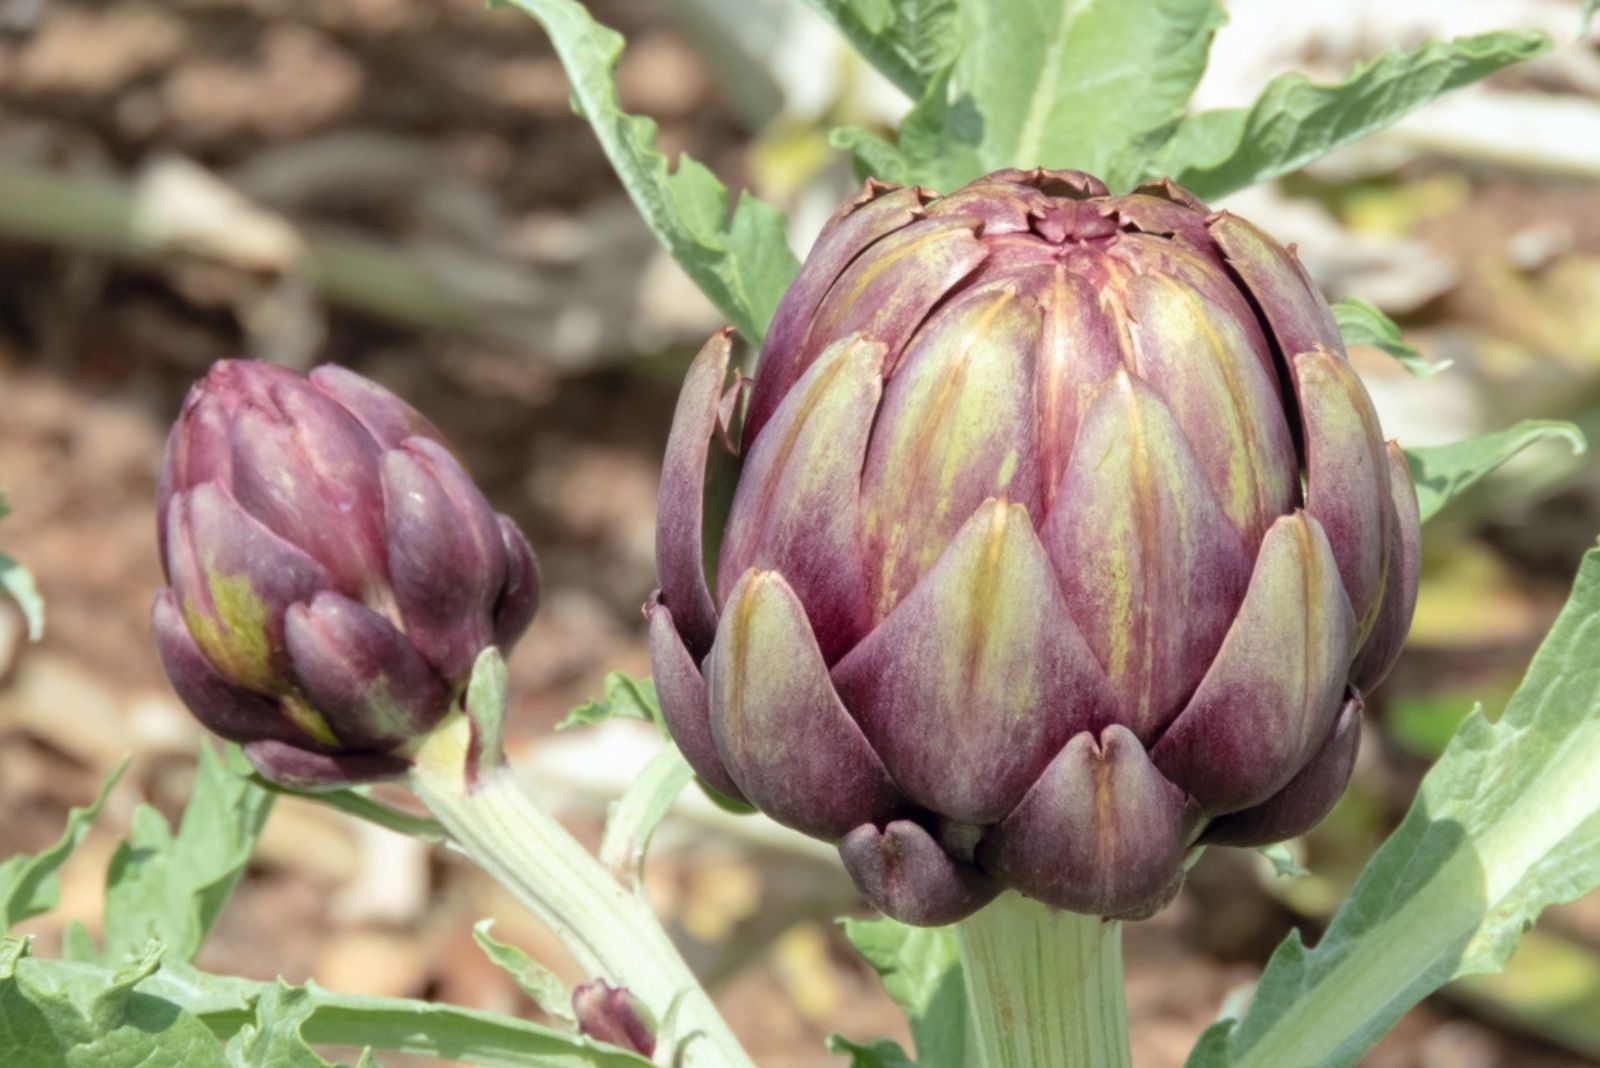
[956,893,1131,1068]
[409,715,755,1068]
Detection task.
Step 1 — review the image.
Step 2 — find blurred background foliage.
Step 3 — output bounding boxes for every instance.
[0,0,1598,1065]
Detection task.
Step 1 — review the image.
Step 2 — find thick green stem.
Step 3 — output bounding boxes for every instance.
[409,717,755,1068]
[956,892,1132,1068]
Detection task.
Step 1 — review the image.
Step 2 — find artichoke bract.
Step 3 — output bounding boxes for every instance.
[650,169,1420,926]
[154,360,540,788]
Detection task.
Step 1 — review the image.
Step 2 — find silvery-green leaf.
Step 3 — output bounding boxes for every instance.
[496,0,797,343]
[1187,548,1600,1068]
[472,919,575,1023]
[1119,31,1548,198]
[0,490,42,640]
[0,938,227,1067]
[837,917,968,1067]
[830,126,911,185]
[798,0,959,98]
[1256,843,1307,880]
[827,1035,918,1067]
[1407,421,1586,523]
[898,0,1223,190]
[599,742,694,883]
[560,672,665,733]
[1332,298,1448,378]
[99,743,273,963]
[0,762,123,930]
[224,981,373,1068]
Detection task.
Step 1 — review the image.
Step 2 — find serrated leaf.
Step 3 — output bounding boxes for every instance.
[1406,421,1587,524]
[837,917,967,1068]
[1332,298,1449,378]
[559,672,665,733]
[897,0,1223,190]
[829,126,911,185]
[495,0,796,343]
[472,920,575,1023]
[0,491,42,640]
[0,552,43,641]
[230,979,652,1068]
[99,743,273,963]
[4,946,643,1068]
[827,1034,917,1067]
[599,742,694,883]
[0,937,228,1067]
[1256,843,1307,880]
[799,0,959,99]
[225,982,371,1068]
[1187,548,1600,1068]
[0,762,124,931]
[1121,31,1549,198]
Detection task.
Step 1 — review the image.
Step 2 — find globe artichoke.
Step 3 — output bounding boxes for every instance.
[649,169,1420,926]
[154,360,540,787]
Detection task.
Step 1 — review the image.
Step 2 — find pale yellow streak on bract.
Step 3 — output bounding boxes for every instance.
[937,504,1044,730]
[183,569,340,748]
[869,292,1026,622]
[1303,351,1390,636]
[1143,275,1268,539]
[282,692,340,749]
[184,571,275,692]
[823,226,973,334]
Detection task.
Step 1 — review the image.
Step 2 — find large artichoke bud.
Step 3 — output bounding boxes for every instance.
[153,360,540,787]
[649,169,1420,926]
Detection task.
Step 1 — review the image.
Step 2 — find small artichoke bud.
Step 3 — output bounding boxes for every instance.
[154,359,541,788]
[650,170,1420,925]
[572,980,657,1058]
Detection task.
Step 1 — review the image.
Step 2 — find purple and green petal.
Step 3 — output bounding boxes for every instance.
[839,820,998,926]
[646,596,746,803]
[242,739,410,789]
[308,363,446,449]
[1113,192,1213,250]
[705,570,899,839]
[1114,262,1298,550]
[1151,512,1357,815]
[1202,694,1363,848]
[746,184,925,442]
[153,590,311,747]
[229,378,389,595]
[1292,348,1392,634]
[980,726,1189,919]
[491,515,541,651]
[1033,265,1124,507]
[799,216,987,381]
[858,282,1044,623]
[1043,373,1250,739]
[655,331,734,658]
[1352,443,1422,691]
[833,500,1119,824]
[1208,211,1344,361]
[923,175,1046,234]
[284,591,451,749]
[166,484,333,698]
[716,333,884,661]
[382,438,505,682]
